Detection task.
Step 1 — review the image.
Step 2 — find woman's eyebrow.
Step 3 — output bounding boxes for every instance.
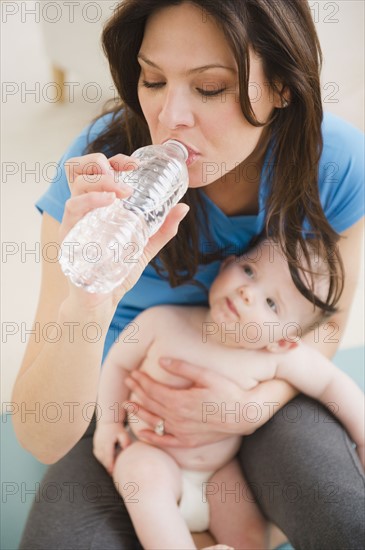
[137,53,236,74]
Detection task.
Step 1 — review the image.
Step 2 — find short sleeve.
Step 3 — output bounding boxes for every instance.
[319,113,365,233]
[35,113,114,222]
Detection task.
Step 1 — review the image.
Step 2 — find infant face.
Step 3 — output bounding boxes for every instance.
[208,241,322,349]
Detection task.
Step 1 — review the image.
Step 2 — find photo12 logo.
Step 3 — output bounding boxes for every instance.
[1,2,120,24]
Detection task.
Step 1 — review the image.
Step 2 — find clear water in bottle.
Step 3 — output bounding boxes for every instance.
[59,140,189,293]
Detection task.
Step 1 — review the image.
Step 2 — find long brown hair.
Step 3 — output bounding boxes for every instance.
[86,0,344,313]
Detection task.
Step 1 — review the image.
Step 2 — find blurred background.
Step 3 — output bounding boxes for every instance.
[1,0,364,405]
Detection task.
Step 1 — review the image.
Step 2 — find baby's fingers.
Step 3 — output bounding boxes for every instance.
[99,444,117,475]
[117,430,133,450]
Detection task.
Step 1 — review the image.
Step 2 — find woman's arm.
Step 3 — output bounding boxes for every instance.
[11,212,111,464]
[11,153,189,463]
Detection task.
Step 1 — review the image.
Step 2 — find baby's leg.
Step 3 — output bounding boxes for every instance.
[207,458,268,549]
[113,441,196,550]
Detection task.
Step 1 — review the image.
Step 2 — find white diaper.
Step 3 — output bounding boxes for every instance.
[178,469,214,532]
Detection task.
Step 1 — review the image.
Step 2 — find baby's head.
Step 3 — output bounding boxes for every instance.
[208,239,334,351]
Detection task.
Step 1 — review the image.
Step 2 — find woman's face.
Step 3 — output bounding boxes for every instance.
[137,2,280,188]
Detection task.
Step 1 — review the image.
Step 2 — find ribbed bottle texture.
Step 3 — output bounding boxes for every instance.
[59,140,189,293]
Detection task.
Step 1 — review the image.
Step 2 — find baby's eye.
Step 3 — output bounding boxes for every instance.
[266,298,277,313]
[242,265,254,278]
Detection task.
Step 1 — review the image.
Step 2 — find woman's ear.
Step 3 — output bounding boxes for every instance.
[266,339,298,353]
[273,84,291,109]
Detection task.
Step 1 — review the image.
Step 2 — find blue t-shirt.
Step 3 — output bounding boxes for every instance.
[36,112,364,361]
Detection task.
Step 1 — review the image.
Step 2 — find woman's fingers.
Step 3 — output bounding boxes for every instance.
[127,371,178,408]
[64,191,116,217]
[60,191,115,242]
[137,429,181,448]
[60,152,138,243]
[65,153,137,198]
[123,402,182,447]
[125,375,169,418]
[65,153,137,181]
[71,172,133,198]
[126,371,199,423]
[108,154,140,172]
[159,357,212,386]
[59,152,189,304]
[127,401,160,429]
[65,153,112,181]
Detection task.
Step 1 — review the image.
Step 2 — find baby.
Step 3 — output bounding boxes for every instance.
[93,239,364,550]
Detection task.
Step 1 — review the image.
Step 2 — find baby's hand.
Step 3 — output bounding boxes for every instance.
[93,422,132,475]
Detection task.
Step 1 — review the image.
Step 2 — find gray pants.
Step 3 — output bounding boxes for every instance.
[19,396,365,549]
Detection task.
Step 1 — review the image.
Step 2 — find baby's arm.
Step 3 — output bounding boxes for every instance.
[93,308,156,472]
[275,343,365,468]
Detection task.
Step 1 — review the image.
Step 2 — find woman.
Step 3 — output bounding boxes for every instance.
[14,1,364,548]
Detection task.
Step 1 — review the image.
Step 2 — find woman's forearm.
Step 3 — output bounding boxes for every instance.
[11,297,112,464]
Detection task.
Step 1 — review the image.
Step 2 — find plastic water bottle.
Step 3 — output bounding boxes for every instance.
[59,140,189,293]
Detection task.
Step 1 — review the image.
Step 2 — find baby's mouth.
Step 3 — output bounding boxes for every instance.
[226,297,239,318]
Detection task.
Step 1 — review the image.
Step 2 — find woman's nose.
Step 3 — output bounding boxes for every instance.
[158,88,195,129]
[238,286,255,305]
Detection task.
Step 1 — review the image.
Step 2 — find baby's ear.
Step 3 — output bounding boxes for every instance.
[266,339,298,353]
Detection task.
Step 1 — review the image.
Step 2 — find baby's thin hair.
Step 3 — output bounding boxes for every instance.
[247,235,340,320]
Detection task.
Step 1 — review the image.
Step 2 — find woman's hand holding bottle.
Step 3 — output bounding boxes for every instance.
[60,152,189,311]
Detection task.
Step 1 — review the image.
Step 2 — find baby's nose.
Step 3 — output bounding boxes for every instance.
[238,286,254,305]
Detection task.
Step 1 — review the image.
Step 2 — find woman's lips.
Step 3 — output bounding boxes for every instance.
[186,150,200,166]
[163,139,200,166]
[183,144,200,166]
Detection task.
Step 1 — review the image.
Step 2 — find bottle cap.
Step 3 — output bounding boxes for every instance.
[163,140,188,161]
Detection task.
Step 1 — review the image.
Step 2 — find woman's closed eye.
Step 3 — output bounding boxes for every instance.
[141,80,227,97]
[198,85,227,97]
[141,80,164,90]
